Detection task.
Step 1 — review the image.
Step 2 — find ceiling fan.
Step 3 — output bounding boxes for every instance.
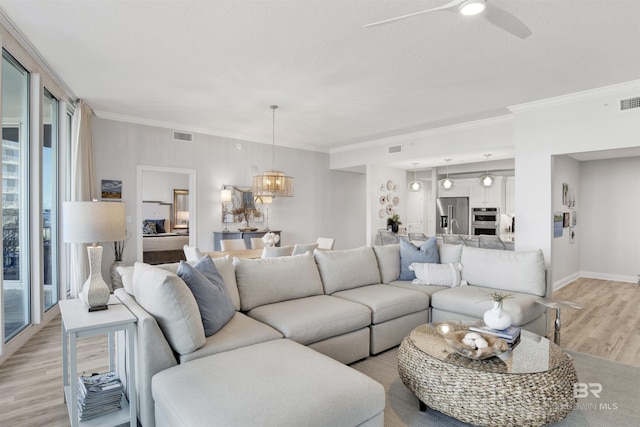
[363,0,531,39]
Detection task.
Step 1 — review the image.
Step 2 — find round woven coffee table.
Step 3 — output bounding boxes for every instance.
[398,323,578,427]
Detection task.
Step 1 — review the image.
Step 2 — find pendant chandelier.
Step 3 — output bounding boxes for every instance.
[479,154,495,187]
[253,105,294,197]
[439,159,454,189]
[408,162,422,191]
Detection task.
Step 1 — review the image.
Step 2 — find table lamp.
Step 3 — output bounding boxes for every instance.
[63,201,126,311]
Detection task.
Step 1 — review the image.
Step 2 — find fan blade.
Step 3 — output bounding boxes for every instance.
[363,0,464,28]
[483,3,532,39]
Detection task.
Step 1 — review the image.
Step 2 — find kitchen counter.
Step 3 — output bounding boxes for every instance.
[435,234,515,251]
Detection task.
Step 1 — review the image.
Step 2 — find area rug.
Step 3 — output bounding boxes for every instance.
[350,347,639,426]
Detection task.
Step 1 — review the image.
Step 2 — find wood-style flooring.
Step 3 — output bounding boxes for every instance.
[0,277,637,426]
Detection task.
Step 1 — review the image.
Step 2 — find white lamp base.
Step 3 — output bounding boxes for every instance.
[81,245,110,311]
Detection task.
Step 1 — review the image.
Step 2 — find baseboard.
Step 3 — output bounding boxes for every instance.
[579,271,639,284]
[553,272,581,291]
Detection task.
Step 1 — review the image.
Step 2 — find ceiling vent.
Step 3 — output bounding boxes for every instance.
[388,145,402,154]
[173,131,193,142]
[620,96,640,111]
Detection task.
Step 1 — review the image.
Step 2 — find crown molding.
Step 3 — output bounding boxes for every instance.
[509,80,640,113]
[94,110,328,153]
[330,114,514,155]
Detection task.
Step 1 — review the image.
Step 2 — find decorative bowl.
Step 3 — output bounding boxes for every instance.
[444,330,508,360]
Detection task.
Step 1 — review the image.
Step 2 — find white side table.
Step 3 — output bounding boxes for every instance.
[60,295,137,427]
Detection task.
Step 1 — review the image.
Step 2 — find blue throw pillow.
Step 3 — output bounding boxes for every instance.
[399,237,440,281]
[176,257,235,336]
[149,219,166,234]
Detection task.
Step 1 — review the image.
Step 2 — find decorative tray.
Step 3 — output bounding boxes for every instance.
[444,330,508,360]
[238,228,258,232]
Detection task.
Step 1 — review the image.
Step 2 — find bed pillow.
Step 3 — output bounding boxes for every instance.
[399,237,439,280]
[147,219,166,233]
[409,262,466,287]
[142,220,157,234]
[177,259,235,336]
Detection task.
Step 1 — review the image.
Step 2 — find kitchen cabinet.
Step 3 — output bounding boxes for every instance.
[438,180,470,198]
[470,176,504,208]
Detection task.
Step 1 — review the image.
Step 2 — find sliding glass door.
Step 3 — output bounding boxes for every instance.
[2,51,30,341]
[43,90,58,311]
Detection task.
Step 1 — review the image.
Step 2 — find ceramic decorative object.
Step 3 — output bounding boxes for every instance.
[110,260,125,290]
[483,300,512,330]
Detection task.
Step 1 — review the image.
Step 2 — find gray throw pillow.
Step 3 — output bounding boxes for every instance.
[399,237,440,280]
[177,257,235,336]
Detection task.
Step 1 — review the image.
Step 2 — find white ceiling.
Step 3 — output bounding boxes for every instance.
[0,0,639,157]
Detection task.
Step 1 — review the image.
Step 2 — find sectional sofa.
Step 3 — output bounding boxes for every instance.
[114,242,550,426]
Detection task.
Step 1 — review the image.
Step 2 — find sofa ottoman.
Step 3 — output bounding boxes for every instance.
[152,339,385,427]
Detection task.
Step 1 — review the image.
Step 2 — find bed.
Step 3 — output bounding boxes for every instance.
[142,201,189,264]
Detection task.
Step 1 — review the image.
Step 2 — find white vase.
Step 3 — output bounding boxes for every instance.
[483,301,512,330]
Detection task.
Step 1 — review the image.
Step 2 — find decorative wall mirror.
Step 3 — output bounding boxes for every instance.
[173,189,189,229]
[222,185,264,230]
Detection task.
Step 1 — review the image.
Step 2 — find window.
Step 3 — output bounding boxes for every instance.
[2,51,30,341]
[43,90,58,311]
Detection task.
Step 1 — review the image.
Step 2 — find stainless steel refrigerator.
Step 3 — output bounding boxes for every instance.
[436,197,469,235]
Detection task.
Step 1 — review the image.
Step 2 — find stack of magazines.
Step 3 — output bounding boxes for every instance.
[469,323,521,349]
[77,371,123,421]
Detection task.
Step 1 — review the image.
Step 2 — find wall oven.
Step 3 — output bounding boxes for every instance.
[471,207,500,236]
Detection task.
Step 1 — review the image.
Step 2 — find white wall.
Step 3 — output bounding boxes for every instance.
[513,81,640,269]
[141,171,188,202]
[551,155,580,287]
[366,165,407,245]
[579,157,640,283]
[91,117,366,267]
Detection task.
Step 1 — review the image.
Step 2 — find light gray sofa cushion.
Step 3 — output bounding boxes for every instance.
[133,262,205,355]
[315,246,381,294]
[157,255,241,311]
[332,284,429,324]
[247,295,371,345]
[179,312,283,363]
[439,243,464,264]
[461,246,546,296]
[152,339,385,427]
[431,285,546,325]
[373,244,400,284]
[176,260,235,336]
[234,252,324,311]
[388,280,449,297]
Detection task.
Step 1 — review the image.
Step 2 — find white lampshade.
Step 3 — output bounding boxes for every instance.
[63,201,126,244]
[63,201,126,311]
[221,188,232,203]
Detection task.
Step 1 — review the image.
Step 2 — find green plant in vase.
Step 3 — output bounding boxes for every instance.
[387,214,402,233]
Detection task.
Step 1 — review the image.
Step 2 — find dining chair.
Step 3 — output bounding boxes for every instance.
[478,235,506,250]
[183,245,203,262]
[220,239,247,251]
[316,237,335,250]
[292,243,319,256]
[261,245,293,258]
[250,237,265,249]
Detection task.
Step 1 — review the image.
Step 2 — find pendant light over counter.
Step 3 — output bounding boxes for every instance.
[253,105,294,197]
[479,154,495,187]
[408,162,422,192]
[439,159,454,189]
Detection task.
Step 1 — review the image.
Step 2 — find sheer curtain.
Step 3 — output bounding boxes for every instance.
[68,100,96,298]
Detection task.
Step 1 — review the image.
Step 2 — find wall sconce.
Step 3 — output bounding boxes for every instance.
[221,186,233,231]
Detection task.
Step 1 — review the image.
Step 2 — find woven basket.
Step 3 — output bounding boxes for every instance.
[397,325,578,427]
